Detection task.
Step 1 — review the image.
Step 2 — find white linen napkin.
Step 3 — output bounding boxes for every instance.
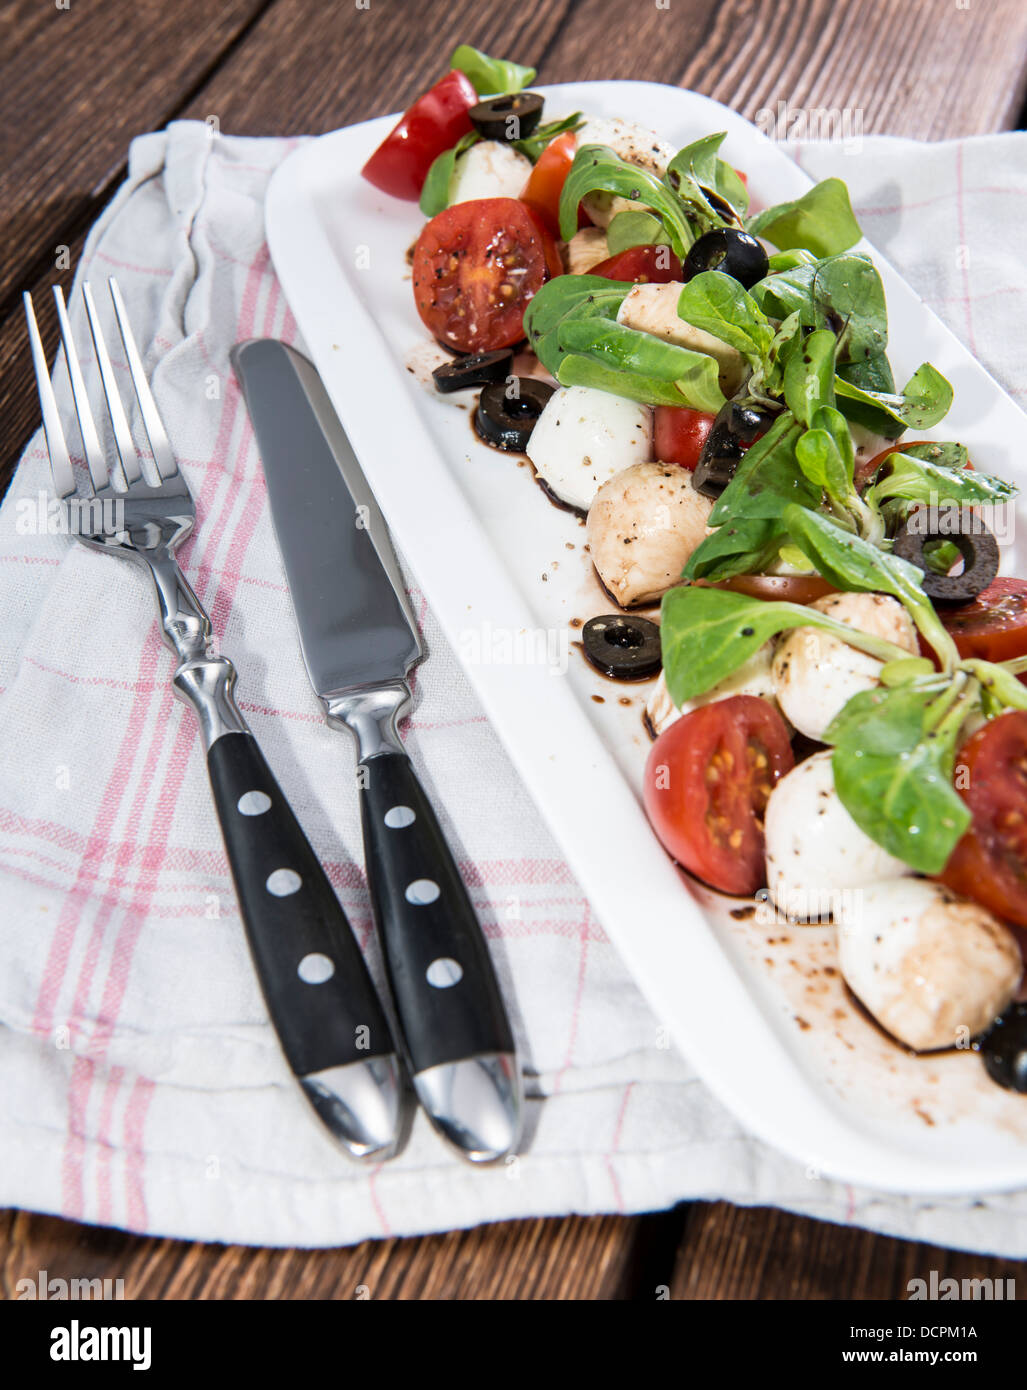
[2,119,1027,1254]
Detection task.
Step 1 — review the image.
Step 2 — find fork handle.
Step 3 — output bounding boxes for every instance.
[204,728,403,1157]
[150,553,402,1157]
[174,650,402,1159]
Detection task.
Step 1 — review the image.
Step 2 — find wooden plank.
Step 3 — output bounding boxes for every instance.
[533,0,1027,140]
[180,0,1027,140]
[0,0,271,312]
[0,1208,678,1300]
[671,1203,1026,1299]
[179,0,575,132]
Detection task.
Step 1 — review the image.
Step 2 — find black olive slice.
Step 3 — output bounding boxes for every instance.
[474,378,554,452]
[891,510,999,604]
[684,228,769,290]
[582,615,662,681]
[981,1003,1027,1093]
[692,399,779,498]
[469,93,544,143]
[432,348,513,394]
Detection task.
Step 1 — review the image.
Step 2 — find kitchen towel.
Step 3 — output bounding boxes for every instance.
[2,120,1027,1255]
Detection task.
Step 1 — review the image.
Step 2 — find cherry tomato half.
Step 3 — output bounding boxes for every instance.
[939,710,1027,926]
[589,244,684,285]
[698,575,838,605]
[519,131,589,236]
[654,407,716,469]
[361,70,477,201]
[644,694,794,896]
[411,197,557,353]
[938,577,1027,663]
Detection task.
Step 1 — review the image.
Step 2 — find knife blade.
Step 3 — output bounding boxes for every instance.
[232,339,522,1163]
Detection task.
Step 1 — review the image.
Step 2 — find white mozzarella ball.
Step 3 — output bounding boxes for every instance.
[587,462,713,608]
[448,141,533,204]
[764,750,913,920]
[575,117,676,228]
[616,283,747,397]
[526,384,652,512]
[564,226,609,275]
[836,878,1023,1051]
[771,592,918,741]
[645,644,781,738]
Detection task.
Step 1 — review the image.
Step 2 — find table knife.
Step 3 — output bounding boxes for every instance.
[232,339,522,1163]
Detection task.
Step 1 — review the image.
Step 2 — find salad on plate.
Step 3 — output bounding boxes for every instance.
[362,45,1027,1096]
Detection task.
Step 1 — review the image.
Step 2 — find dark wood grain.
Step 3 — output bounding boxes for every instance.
[0,0,272,313]
[1,0,1026,1301]
[672,1204,1026,1300]
[0,1207,680,1301]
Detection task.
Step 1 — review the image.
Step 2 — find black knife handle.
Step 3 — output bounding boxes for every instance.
[358,750,515,1074]
[206,731,395,1076]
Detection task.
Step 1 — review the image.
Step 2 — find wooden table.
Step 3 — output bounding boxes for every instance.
[2,0,1026,1300]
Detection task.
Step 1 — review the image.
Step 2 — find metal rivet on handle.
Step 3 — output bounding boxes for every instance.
[426,957,463,989]
[405,878,440,906]
[266,868,302,897]
[237,790,271,816]
[384,805,415,829]
[298,953,335,984]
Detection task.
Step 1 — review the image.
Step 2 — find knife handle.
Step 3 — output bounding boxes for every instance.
[205,730,402,1158]
[357,748,522,1161]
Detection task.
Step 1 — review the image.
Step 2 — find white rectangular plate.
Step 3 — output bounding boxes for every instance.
[266,81,1027,1194]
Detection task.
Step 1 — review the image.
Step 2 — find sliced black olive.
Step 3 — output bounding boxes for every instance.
[684,228,769,290]
[891,509,999,604]
[692,399,780,498]
[582,615,662,681]
[981,1003,1027,1093]
[469,93,544,143]
[474,378,554,452]
[432,348,513,394]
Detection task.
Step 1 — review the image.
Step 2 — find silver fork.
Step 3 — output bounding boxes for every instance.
[23,279,403,1160]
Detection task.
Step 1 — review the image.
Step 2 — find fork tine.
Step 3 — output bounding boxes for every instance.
[23,292,76,499]
[52,285,110,493]
[107,277,177,479]
[82,282,141,486]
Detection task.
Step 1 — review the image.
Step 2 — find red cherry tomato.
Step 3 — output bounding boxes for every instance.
[525,206,565,282]
[361,70,477,201]
[939,710,1027,926]
[654,406,716,469]
[589,245,684,284]
[411,198,556,353]
[698,575,838,605]
[644,695,794,896]
[520,132,589,236]
[937,577,1027,663]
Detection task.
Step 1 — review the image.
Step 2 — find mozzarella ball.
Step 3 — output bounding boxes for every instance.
[587,463,713,608]
[448,141,533,204]
[527,384,652,512]
[564,226,610,275]
[645,644,781,738]
[837,878,1023,1051]
[575,117,676,228]
[616,283,746,397]
[771,592,918,741]
[764,750,913,920]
